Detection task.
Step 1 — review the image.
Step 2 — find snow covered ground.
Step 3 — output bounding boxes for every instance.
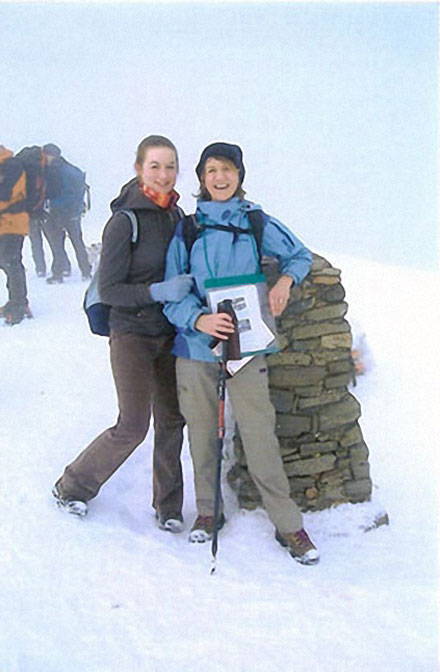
[1,242,438,672]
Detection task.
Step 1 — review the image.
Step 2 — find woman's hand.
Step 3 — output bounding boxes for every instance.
[195,313,235,339]
[149,274,193,303]
[269,275,293,316]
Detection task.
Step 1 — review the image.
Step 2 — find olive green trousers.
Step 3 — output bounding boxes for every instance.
[176,355,302,534]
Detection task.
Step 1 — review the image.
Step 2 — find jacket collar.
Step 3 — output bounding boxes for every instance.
[0,147,13,164]
[197,196,245,223]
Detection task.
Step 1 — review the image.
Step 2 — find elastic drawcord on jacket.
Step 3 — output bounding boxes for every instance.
[200,210,260,279]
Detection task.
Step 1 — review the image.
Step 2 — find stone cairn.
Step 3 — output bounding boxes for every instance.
[227,253,373,512]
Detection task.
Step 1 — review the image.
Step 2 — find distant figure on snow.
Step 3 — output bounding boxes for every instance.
[0,145,31,325]
[15,144,69,279]
[42,143,92,284]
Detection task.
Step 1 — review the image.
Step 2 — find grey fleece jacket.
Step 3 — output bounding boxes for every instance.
[98,177,183,336]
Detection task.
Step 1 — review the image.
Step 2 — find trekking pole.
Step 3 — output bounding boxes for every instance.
[210,299,240,575]
[210,348,227,575]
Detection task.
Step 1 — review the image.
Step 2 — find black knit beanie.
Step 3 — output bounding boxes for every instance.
[43,143,62,157]
[196,142,245,184]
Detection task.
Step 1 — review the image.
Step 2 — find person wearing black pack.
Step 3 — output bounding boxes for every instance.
[53,135,192,532]
[164,142,320,565]
[42,144,92,283]
[15,144,69,279]
[0,145,31,325]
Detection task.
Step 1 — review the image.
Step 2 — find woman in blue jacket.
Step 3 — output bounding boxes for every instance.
[164,142,319,565]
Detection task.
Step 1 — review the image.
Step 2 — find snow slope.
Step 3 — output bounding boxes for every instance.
[0,243,438,672]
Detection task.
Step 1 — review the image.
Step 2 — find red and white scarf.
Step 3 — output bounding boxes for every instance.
[139,183,180,210]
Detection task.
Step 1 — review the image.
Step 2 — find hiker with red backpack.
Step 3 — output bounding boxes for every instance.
[0,145,31,326]
[53,135,192,531]
[163,142,320,565]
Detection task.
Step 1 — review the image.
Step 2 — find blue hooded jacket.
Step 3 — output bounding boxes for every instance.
[163,197,312,361]
[46,158,85,217]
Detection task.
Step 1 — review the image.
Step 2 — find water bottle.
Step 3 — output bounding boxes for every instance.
[217,299,241,360]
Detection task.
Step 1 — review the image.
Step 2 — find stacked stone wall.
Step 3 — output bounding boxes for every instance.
[228,253,373,512]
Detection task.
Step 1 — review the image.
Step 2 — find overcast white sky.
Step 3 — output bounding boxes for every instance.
[1,2,438,268]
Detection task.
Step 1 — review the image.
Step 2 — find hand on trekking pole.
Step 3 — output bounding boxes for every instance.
[195,313,235,339]
[269,275,293,316]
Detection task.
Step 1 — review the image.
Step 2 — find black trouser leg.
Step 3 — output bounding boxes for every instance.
[28,216,46,275]
[44,212,71,278]
[0,234,27,311]
[64,217,91,277]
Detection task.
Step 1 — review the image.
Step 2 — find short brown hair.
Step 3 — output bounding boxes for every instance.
[135,135,179,171]
[196,156,246,201]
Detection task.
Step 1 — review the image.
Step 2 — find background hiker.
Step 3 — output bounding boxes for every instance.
[0,145,31,325]
[15,144,69,279]
[42,144,92,283]
[164,141,319,565]
[53,135,192,532]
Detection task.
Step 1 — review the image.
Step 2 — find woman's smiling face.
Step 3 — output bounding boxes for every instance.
[137,146,177,194]
[202,157,240,202]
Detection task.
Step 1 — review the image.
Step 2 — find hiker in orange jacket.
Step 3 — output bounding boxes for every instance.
[0,145,30,325]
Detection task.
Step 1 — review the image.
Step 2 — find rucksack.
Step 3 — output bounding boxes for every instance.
[65,161,89,215]
[181,209,267,268]
[15,146,46,214]
[42,156,89,218]
[83,210,138,336]
[82,182,91,215]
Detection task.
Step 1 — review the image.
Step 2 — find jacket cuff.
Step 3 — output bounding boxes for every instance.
[190,308,208,332]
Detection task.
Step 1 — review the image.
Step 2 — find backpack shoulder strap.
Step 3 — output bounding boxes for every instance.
[180,209,267,263]
[247,209,267,264]
[118,209,138,244]
[83,181,91,213]
[181,214,200,256]
[84,208,138,308]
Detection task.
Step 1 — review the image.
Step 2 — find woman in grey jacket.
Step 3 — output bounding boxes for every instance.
[53,135,192,532]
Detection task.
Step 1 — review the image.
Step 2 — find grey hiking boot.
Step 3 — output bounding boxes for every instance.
[189,514,226,543]
[275,528,320,565]
[52,485,88,517]
[156,511,184,533]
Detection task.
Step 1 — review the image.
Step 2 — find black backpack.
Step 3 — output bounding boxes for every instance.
[180,209,267,268]
[15,146,46,214]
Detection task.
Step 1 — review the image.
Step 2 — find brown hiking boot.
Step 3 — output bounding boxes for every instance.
[2,300,33,324]
[275,528,320,565]
[189,514,226,543]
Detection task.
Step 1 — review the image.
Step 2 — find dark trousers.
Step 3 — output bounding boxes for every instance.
[44,211,91,278]
[28,215,69,276]
[0,234,27,309]
[57,332,185,515]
